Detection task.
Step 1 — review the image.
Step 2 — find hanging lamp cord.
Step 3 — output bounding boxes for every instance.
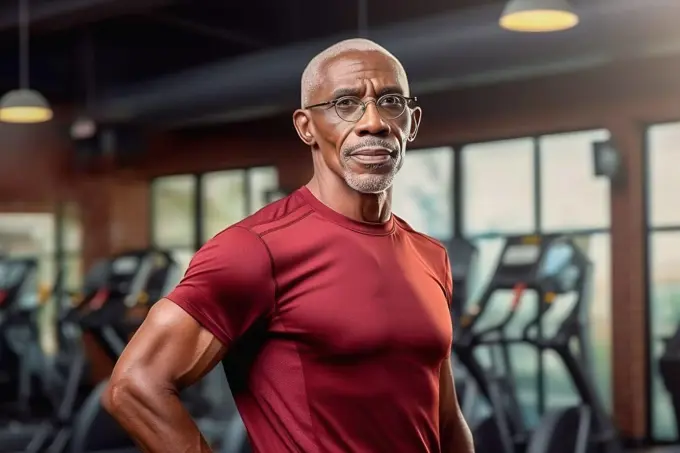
[357,0,368,38]
[19,0,29,89]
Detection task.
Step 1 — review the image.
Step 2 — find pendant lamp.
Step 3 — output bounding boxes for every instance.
[499,0,579,33]
[0,0,53,123]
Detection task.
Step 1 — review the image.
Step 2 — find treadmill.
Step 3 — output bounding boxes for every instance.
[455,234,622,453]
[0,257,41,414]
[52,248,180,453]
[442,238,480,418]
[0,249,178,453]
[0,257,63,453]
[659,325,680,442]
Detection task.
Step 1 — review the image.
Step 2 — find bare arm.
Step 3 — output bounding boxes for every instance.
[102,299,227,453]
[440,355,475,453]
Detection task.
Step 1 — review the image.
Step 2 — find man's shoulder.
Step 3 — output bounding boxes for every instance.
[393,215,448,262]
[210,188,315,247]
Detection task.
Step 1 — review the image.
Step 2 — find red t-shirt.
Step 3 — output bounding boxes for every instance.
[166,186,453,453]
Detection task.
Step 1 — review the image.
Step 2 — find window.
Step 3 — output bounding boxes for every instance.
[539,130,611,231]
[152,175,196,248]
[202,171,248,241]
[462,138,535,236]
[392,147,454,240]
[61,202,83,291]
[647,122,680,441]
[151,167,279,270]
[649,232,680,440]
[461,130,613,429]
[648,123,680,228]
[248,167,279,214]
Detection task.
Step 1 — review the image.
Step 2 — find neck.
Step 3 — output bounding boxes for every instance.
[307,173,392,224]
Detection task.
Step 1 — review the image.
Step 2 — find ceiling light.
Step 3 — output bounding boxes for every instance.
[0,0,53,124]
[500,0,579,33]
[0,89,53,123]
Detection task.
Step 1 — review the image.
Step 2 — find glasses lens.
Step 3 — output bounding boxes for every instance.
[335,97,364,122]
[378,95,407,119]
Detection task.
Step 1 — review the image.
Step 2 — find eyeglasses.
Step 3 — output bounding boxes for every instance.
[305,94,417,123]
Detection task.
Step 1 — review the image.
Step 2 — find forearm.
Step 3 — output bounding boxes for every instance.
[103,378,211,453]
[441,407,475,453]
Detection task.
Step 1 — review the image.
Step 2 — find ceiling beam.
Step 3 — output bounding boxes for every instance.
[0,0,176,32]
[140,12,267,49]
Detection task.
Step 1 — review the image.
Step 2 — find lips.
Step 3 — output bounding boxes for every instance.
[349,148,395,165]
[350,148,394,157]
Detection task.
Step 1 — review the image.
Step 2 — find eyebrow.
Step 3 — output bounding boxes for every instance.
[331,85,405,99]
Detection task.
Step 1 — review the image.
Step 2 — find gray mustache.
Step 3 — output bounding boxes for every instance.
[343,140,399,156]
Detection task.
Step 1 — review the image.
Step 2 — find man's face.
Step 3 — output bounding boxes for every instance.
[294,50,421,194]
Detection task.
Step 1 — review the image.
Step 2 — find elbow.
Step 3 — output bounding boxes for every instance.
[102,372,150,419]
[102,376,132,417]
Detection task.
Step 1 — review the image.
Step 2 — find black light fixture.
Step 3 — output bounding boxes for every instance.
[593,140,624,183]
[0,0,53,123]
[499,0,579,33]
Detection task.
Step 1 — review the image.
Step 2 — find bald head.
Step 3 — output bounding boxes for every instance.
[300,38,408,108]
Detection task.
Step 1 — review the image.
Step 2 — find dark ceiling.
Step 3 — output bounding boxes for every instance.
[0,0,501,106]
[1,0,679,129]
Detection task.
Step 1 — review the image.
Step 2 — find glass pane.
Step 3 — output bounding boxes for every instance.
[392,147,454,240]
[0,213,56,256]
[63,254,83,291]
[539,130,611,231]
[152,175,196,248]
[648,122,680,227]
[649,231,680,440]
[462,138,535,236]
[248,167,279,214]
[171,248,197,277]
[62,202,82,252]
[202,171,247,241]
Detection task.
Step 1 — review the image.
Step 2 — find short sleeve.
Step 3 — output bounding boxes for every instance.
[165,226,275,346]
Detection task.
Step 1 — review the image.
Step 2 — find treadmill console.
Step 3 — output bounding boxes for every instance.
[492,235,587,295]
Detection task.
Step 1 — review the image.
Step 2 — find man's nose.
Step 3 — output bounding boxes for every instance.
[355,101,390,136]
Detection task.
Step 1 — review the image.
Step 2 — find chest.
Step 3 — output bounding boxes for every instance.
[272,237,452,365]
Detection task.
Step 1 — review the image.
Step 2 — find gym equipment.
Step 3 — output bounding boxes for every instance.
[0,257,41,414]
[441,238,481,418]
[659,325,680,441]
[455,234,622,453]
[0,258,72,453]
[444,237,478,321]
[0,249,180,453]
[54,249,180,453]
[64,248,249,453]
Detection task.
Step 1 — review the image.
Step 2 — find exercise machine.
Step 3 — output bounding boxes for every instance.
[456,234,622,453]
[659,324,680,442]
[53,249,180,453]
[0,258,75,453]
[442,238,481,419]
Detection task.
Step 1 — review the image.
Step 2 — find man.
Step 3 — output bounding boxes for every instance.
[102,38,474,453]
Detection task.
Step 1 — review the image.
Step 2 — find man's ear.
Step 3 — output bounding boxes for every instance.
[408,107,422,142]
[293,109,317,147]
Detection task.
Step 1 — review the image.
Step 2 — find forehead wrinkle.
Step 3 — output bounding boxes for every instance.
[300,38,409,108]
